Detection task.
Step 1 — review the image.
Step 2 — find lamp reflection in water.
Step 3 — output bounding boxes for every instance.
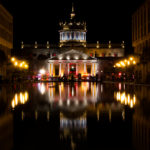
[114,91,136,108]
[11,91,29,109]
[38,83,46,95]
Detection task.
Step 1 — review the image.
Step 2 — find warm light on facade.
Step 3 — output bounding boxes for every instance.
[39,69,46,75]
[67,56,70,60]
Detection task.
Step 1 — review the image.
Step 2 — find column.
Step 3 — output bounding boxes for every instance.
[68,63,70,75]
[76,63,78,75]
[84,63,86,74]
[59,63,62,77]
[95,63,97,75]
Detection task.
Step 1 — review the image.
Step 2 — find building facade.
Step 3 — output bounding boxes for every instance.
[0,4,13,80]
[15,5,125,81]
[132,0,150,83]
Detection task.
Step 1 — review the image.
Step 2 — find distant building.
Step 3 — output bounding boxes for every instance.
[15,4,124,80]
[132,0,150,83]
[0,4,13,80]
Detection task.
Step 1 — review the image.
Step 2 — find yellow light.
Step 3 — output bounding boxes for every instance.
[121,61,125,67]
[124,59,127,63]
[127,61,130,65]
[11,91,29,109]
[116,92,121,100]
[20,93,23,103]
[12,100,15,109]
[24,64,29,69]
[25,92,28,101]
[121,92,125,102]
[11,57,15,62]
[116,63,121,67]
[130,100,133,108]
[130,57,133,61]
[125,96,128,105]
[20,63,23,68]
[128,94,130,104]
[133,61,136,64]
[14,61,18,66]
[15,94,18,105]
[22,96,25,104]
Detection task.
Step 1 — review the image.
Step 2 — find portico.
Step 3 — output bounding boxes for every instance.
[48,50,98,77]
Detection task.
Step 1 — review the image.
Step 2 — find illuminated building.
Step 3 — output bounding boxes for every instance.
[0,4,13,80]
[14,4,125,78]
[132,0,150,83]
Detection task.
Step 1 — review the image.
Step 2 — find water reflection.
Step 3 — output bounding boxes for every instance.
[1,82,149,150]
[11,91,29,109]
[37,82,99,107]
[114,91,136,108]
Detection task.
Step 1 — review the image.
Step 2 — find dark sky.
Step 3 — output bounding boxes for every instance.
[1,0,145,51]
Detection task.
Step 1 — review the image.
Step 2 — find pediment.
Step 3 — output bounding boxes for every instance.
[50,49,96,60]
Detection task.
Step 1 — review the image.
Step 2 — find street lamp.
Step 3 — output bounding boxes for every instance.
[39,69,46,75]
[14,61,18,66]
[11,57,15,62]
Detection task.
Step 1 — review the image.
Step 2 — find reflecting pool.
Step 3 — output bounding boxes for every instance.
[0,82,150,150]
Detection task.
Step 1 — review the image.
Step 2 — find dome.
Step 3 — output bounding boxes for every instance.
[59,4,87,46]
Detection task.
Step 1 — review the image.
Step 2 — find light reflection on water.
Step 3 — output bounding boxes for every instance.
[37,82,99,106]
[11,91,29,109]
[11,82,138,109]
[5,82,150,150]
[114,91,136,108]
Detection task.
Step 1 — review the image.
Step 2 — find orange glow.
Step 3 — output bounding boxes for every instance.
[11,91,29,109]
[82,73,90,76]
[114,91,137,108]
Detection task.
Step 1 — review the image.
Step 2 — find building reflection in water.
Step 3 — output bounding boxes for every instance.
[37,82,99,106]
[11,91,29,109]
[60,112,87,150]
[114,91,136,108]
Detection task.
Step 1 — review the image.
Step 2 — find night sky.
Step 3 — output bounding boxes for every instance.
[1,0,145,53]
